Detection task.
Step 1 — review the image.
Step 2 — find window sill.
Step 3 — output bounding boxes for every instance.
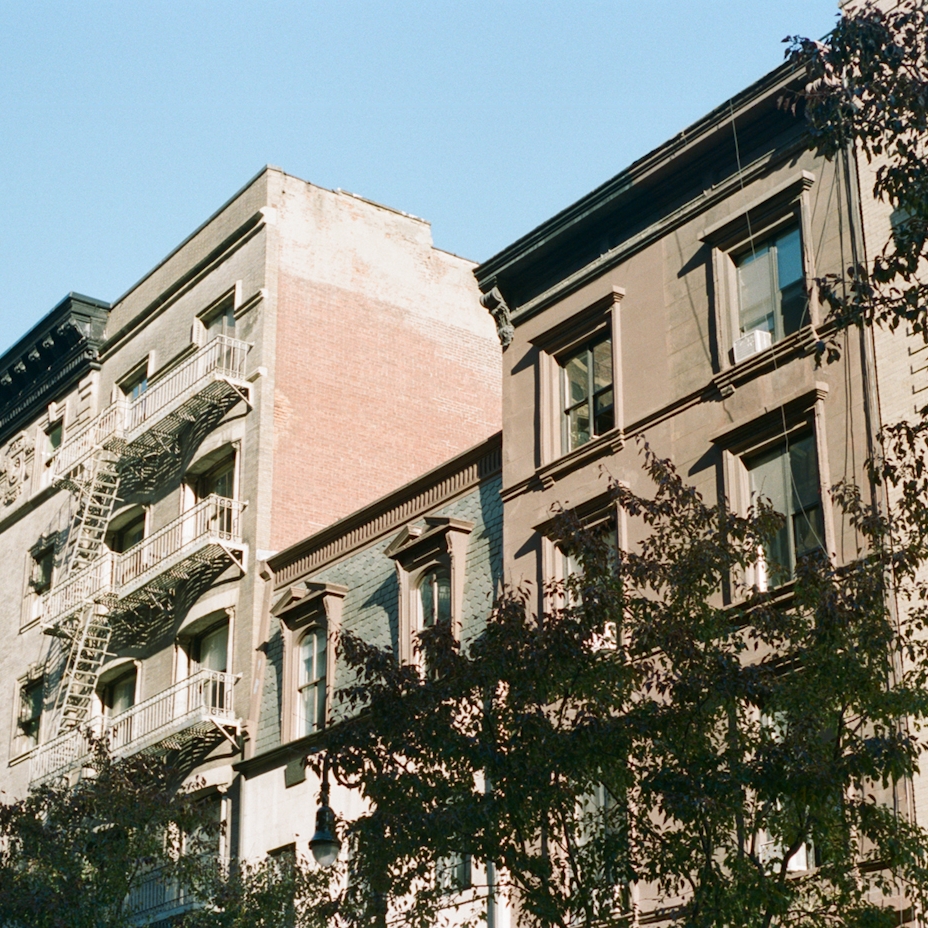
[714,326,819,399]
[540,428,625,490]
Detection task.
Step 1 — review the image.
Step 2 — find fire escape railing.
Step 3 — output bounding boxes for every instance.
[41,497,246,631]
[30,669,239,786]
[52,336,250,479]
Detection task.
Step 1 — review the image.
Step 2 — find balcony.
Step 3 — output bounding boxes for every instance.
[116,496,246,611]
[29,668,239,787]
[41,496,246,630]
[53,336,250,479]
[40,551,117,629]
[126,859,224,925]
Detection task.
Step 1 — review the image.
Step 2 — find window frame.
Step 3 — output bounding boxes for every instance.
[296,626,328,737]
[195,286,241,346]
[39,412,65,488]
[700,172,818,380]
[12,668,44,758]
[100,665,138,719]
[384,517,474,667]
[745,431,825,588]
[559,333,616,454]
[117,358,151,403]
[714,386,832,595]
[272,582,346,744]
[23,537,56,628]
[105,504,148,555]
[532,288,624,467]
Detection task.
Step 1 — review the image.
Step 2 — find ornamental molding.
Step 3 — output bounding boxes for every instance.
[0,432,34,506]
[480,286,514,349]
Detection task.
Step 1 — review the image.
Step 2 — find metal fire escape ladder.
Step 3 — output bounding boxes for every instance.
[52,604,113,733]
[61,452,121,576]
[52,450,122,736]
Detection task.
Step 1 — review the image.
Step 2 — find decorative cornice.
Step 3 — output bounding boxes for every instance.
[480,286,513,349]
[475,61,804,292]
[270,433,502,587]
[0,293,110,446]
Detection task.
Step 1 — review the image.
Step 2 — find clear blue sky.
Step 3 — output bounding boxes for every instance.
[0,1,840,348]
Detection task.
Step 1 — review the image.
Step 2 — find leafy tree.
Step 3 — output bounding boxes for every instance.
[786,0,928,354]
[0,738,219,928]
[183,848,337,928]
[321,431,928,928]
[0,737,339,928]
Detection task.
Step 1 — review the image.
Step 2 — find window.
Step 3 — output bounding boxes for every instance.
[45,419,64,467]
[106,508,146,554]
[121,367,148,402]
[557,520,620,650]
[194,622,229,673]
[205,302,236,341]
[31,546,54,595]
[735,224,806,344]
[177,616,232,717]
[747,433,823,585]
[103,668,137,718]
[16,677,43,753]
[437,852,472,894]
[385,517,474,666]
[561,334,614,452]
[580,783,632,910]
[415,567,453,676]
[271,582,346,743]
[190,453,237,536]
[101,666,138,750]
[197,456,235,501]
[418,567,451,631]
[298,628,327,736]
[26,544,54,625]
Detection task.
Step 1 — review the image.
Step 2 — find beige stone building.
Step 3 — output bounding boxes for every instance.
[0,167,501,914]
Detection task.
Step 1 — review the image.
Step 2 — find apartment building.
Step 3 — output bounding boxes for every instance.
[237,433,504,921]
[473,57,919,917]
[0,166,501,850]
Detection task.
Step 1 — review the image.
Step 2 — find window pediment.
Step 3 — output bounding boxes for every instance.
[272,582,347,631]
[384,517,474,572]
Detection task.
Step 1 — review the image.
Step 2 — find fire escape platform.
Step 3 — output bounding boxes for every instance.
[29,669,240,787]
[41,497,247,632]
[52,336,250,480]
[115,496,247,613]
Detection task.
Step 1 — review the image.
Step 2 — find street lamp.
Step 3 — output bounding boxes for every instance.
[309,754,341,867]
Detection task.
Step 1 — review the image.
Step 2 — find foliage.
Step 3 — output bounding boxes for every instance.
[0,738,218,928]
[321,427,928,928]
[183,849,338,928]
[787,0,928,355]
[0,738,340,928]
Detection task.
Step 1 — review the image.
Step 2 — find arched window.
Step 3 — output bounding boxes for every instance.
[417,567,451,631]
[298,628,327,736]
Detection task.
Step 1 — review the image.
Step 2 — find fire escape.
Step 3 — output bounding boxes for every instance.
[32,336,250,785]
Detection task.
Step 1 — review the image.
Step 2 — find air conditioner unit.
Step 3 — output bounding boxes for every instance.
[732,328,773,364]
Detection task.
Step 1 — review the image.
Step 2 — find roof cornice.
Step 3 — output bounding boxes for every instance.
[475,60,805,294]
[0,293,110,444]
